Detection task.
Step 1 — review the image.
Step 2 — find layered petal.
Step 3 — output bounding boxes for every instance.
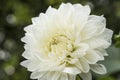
[84,50,103,64]
[79,72,92,80]
[62,66,81,75]
[81,15,106,40]
[90,64,107,74]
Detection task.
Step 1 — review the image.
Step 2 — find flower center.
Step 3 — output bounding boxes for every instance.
[48,35,74,53]
[47,34,76,65]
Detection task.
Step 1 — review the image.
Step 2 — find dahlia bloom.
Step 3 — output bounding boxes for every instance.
[21,3,113,80]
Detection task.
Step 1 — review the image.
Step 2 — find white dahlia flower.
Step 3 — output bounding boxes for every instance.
[20,3,113,80]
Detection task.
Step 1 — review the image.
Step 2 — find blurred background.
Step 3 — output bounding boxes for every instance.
[0,0,120,80]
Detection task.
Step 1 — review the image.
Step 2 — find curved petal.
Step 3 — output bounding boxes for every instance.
[45,6,57,17]
[72,43,89,58]
[79,58,90,73]
[77,58,90,73]
[73,3,82,9]
[84,37,110,49]
[20,60,30,67]
[27,58,41,71]
[59,73,68,80]
[62,66,81,75]
[32,13,49,27]
[79,71,92,80]
[81,15,106,40]
[73,5,91,30]
[51,72,61,80]
[68,74,76,80]
[88,15,106,35]
[30,71,46,79]
[96,49,108,56]
[22,51,32,59]
[90,64,107,74]
[58,3,73,24]
[100,28,113,44]
[84,50,103,64]
[81,20,97,40]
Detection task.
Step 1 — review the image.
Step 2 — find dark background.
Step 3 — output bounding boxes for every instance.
[0,0,120,80]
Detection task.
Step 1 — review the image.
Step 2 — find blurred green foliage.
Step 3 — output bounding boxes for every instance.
[115,32,120,47]
[97,76,115,80]
[0,0,120,80]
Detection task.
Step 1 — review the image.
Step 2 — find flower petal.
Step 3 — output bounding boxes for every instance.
[81,21,97,40]
[84,37,110,49]
[79,58,90,73]
[20,60,30,67]
[81,15,106,40]
[59,73,68,80]
[62,66,81,75]
[45,6,57,17]
[68,74,76,80]
[22,51,32,59]
[51,72,61,80]
[79,71,92,80]
[73,4,82,9]
[88,15,106,35]
[75,58,90,73]
[73,5,91,30]
[84,50,103,64]
[30,71,46,79]
[90,64,107,74]
[100,28,113,44]
[96,49,108,56]
[72,43,89,57]
[58,3,73,24]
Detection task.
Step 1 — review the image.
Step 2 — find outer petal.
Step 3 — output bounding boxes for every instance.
[84,37,110,49]
[88,15,106,35]
[81,20,97,40]
[31,17,41,25]
[68,74,76,80]
[100,28,113,44]
[20,60,30,67]
[45,6,57,17]
[96,49,108,56]
[73,4,82,9]
[73,5,91,30]
[21,25,37,44]
[59,73,68,80]
[90,64,107,74]
[22,51,32,59]
[46,72,61,80]
[57,3,73,24]
[26,57,41,71]
[81,15,106,40]
[75,58,90,73]
[30,71,46,79]
[84,50,103,64]
[79,71,92,80]
[79,58,90,73]
[32,13,48,27]
[50,72,61,80]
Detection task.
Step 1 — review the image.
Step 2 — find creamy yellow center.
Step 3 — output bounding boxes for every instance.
[47,34,76,65]
[48,35,74,54]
